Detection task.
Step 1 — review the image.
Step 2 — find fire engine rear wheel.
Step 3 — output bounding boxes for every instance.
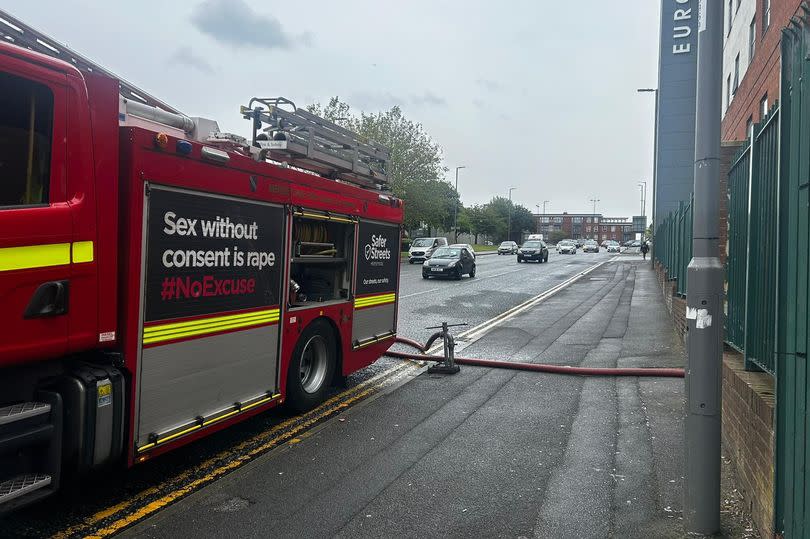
[287,320,336,412]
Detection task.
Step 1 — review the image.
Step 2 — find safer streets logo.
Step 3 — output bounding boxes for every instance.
[364,234,391,264]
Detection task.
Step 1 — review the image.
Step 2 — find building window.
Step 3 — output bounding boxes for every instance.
[573,216,582,223]
[761,94,768,118]
[763,0,770,33]
[749,16,756,61]
[611,226,616,232]
[727,75,732,109]
[727,0,733,35]
[733,54,740,94]
[746,115,754,139]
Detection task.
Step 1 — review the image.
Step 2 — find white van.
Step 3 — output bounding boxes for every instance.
[526,234,544,241]
[408,237,448,263]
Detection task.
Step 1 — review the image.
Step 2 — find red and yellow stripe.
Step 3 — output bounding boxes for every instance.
[143,308,280,346]
[354,292,396,310]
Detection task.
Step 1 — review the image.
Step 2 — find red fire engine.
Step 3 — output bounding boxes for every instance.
[0,11,402,510]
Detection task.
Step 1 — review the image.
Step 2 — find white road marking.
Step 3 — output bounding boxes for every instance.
[426,256,619,353]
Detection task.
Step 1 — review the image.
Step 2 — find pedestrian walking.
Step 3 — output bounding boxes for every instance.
[640,240,649,260]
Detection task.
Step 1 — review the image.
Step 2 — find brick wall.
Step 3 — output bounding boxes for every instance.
[720,142,744,270]
[654,261,687,342]
[722,351,775,539]
[655,251,774,539]
[722,0,801,141]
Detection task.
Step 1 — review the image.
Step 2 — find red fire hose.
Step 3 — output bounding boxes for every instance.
[387,336,685,378]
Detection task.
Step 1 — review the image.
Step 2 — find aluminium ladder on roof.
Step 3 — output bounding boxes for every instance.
[0,9,181,114]
[242,97,390,190]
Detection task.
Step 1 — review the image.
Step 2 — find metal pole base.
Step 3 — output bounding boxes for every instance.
[684,257,723,534]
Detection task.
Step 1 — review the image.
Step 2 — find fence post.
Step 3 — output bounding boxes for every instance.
[743,113,758,371]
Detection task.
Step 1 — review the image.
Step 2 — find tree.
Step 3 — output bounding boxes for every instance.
[466,205,488,244]
[307,98,449,230]
[510,204,535,242]
[548,230,567,243]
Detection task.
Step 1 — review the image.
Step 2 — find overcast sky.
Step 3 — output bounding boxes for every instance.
[3,0,660,218]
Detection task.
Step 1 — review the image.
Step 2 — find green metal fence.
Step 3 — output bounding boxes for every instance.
[776,23,809,537]
[726,142,749,352]
[746,108,780,374]
[725,107,780,375]
[654,195,693,296]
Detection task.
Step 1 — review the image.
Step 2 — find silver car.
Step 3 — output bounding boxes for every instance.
[557,240,577,254]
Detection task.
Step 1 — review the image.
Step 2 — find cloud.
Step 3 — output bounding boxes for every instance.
[475,78,502,92]
[190,0,309,49]
[349,91,447,111]
[168,47,214,73]
[410,92,447,107]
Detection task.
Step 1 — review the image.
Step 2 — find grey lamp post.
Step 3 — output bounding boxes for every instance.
[507,187,516,242]
[453,166,465,243]
[638,87,659,264]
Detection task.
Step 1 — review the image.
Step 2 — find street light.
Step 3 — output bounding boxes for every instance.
[638,181,647,217]
[453,166,466,242]
[535,204,540,233]
[507,187,516,242]
[638,87,659,264]
[589,197,600,216]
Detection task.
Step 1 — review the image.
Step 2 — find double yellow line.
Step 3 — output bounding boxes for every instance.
[354,292,396,310]
[52,360,420,539]
[143,308,280,345]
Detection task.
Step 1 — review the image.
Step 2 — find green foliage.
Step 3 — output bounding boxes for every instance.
[481,196,535,242]
[548,230,567,243]
[307,97,449,232]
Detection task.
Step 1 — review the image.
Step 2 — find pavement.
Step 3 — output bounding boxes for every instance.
[121,258,692,538]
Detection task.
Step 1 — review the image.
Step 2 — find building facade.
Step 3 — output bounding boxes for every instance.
[533,213,634,244]
[653,0,699,231]
[721,0,790,140]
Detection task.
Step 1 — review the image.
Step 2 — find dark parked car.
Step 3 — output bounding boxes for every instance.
[422,246,476,279]
[517,240,549,263]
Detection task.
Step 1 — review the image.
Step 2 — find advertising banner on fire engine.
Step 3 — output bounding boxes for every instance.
[353,219,399,346]
[355,220,399,296]
[144,186,284,322]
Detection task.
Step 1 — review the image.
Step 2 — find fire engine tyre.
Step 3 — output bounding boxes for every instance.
[286,320,336,412]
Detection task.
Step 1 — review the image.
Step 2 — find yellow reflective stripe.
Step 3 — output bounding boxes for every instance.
[296,211,354,223]
[144,309,279,336]
[354,293,396,308]
[354,293,396,305]
[0,242,71,271]
[354,332,396,349]
[0,241,95,272]
[143,309,279,344]
[143,315,278,344]
[71,241,94,263]
[137,393,281,452]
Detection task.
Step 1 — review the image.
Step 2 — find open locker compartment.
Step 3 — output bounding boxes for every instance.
[289,211,356,309]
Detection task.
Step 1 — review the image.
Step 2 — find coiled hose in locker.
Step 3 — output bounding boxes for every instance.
[386,337,685,378]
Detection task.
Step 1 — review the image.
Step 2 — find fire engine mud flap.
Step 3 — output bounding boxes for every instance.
[352,220,399,348]
[136,186,284,450]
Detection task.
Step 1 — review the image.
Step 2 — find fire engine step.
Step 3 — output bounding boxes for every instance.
[0,473,52,505]
[0,402,51,425]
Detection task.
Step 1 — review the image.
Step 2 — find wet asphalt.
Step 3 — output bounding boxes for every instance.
[0,250,607,537]
[117,257,688,538]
